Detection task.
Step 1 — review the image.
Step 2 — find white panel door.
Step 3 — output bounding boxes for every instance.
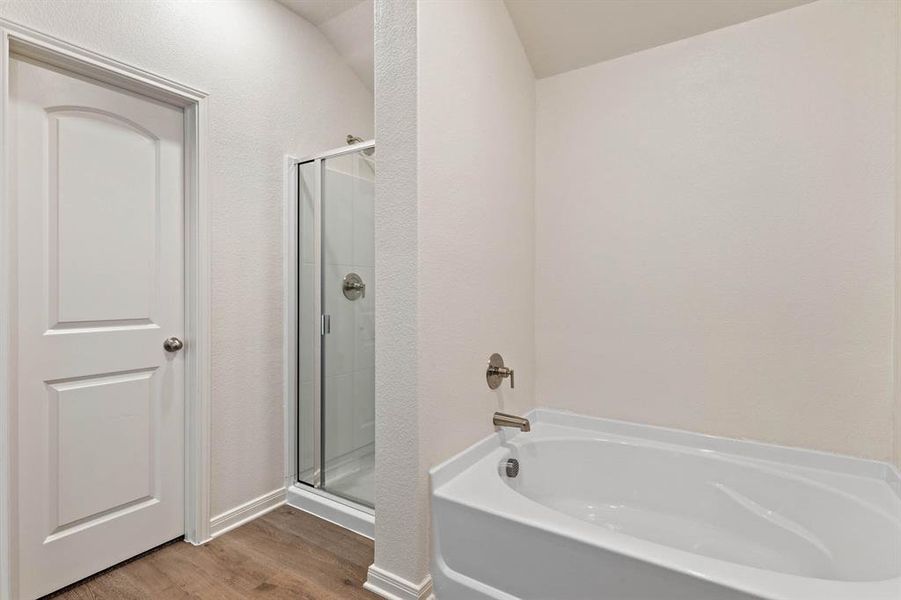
[11,55,185,599]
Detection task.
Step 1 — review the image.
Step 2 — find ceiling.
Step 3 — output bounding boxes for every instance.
[277,0,816,88]
[504,0,815,78]
[277,0,373,91]
[317,0,374,91]
[276,0,365,26]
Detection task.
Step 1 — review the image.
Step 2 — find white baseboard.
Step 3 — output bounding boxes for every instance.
[364,565,434,600]
[209,487,286,538]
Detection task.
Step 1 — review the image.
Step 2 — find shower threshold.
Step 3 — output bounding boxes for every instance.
[286,484,374,539]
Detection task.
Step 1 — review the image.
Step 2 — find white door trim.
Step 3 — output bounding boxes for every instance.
[0,20,212,600]
[893,0,901,472]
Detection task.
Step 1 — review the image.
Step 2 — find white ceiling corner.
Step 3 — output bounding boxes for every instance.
[276,0,365,26]
[503,0,817,79]
[317,0,374,91]
[276,0,373,92]
[275,0,816,92]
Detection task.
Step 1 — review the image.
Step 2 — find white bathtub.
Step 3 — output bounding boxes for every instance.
[430,409,901,599]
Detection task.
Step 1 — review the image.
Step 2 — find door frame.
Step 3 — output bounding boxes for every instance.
[0,20,212,600]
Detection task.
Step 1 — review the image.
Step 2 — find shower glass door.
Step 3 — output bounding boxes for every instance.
[320,148,375,507]
[297,142,375,509]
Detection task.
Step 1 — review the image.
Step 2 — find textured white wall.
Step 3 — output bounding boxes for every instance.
[371,0,535,588]
[418,0,535,471]
[372,0,428,587]
[535,0,898,461]
[0,0,374,517]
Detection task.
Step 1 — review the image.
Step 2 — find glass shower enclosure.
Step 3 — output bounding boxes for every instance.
[296,140,375,509]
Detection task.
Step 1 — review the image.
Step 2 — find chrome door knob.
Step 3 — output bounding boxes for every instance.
[163,337,184,352]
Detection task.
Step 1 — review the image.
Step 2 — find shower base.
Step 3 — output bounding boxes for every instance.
[286,483,374,539]
[327,451,374,507]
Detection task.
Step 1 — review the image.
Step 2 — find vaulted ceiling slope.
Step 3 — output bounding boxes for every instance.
[277,0,373,91]
[277,0,815,88]
[503,0,815,78]
[276,0,364,26]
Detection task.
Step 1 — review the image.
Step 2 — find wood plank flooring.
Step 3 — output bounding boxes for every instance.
[47,506,378,600]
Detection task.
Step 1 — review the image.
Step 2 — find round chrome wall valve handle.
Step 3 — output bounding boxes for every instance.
[342,272,366,300]
[486,353,514,390]
[163,337,184,352]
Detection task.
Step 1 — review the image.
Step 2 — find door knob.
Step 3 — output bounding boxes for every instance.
[163,337,184,352]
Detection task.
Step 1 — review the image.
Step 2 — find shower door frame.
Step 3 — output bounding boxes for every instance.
[282,141,376,532]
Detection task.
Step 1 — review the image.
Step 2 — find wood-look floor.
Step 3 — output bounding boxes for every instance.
[47,506,378,600]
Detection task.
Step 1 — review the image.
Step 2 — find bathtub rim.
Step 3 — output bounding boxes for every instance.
[430,408,901,496]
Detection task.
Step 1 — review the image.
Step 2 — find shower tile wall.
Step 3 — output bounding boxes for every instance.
[298,164,375,476]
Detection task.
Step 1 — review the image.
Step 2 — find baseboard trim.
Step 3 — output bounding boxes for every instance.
[364,565,433,600]
[209,488,286,538]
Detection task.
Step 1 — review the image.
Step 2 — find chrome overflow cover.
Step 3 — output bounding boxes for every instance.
[499,458,520,478]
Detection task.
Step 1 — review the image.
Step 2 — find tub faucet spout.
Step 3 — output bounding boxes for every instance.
[493,412,531,432]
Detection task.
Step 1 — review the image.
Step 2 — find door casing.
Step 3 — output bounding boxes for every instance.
[0,20,212,600]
